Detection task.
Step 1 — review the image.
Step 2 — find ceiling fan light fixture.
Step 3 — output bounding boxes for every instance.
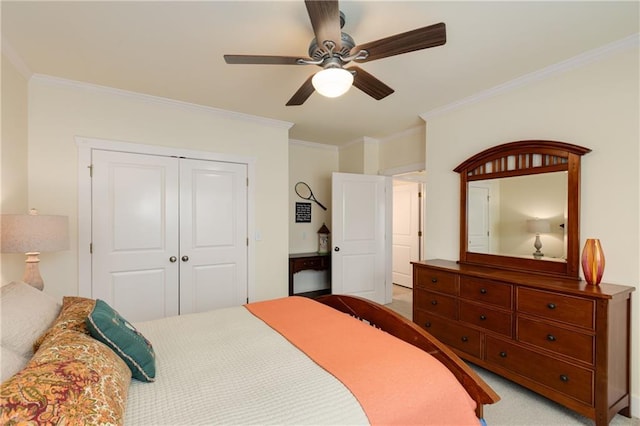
[312,68,353,98]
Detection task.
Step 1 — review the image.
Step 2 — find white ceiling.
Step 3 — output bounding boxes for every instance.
[2,1,638,146]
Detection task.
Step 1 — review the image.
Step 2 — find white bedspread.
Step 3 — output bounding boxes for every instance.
[125,305,369,425]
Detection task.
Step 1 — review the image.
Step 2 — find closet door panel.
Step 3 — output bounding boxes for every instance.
[179,159,248,314]
[92,150,180,322]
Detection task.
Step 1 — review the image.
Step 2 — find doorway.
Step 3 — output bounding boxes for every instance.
[392,171,425,290]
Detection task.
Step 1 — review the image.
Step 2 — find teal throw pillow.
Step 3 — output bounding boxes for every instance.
[86,299,156,382]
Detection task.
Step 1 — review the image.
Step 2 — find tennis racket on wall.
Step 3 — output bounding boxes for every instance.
[295,182,327,210]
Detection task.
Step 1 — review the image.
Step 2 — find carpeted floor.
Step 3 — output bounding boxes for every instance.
[386,285,639,426]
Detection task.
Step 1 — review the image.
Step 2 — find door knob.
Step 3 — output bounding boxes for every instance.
[334,247,340,252]
[169,256,177,263]
[181,255,189,262]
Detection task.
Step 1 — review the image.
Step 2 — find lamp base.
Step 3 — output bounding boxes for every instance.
[532,234,544,259]
[23,252,44,291]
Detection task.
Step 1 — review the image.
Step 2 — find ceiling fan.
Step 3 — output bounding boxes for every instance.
[223,0,446,106]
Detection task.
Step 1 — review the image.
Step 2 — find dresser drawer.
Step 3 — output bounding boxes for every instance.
[460,277,512,309]
[414,311,482,358]
[414,289,457,320]
[486,336,593,405]
[460,301,513,337]
[517,317,594,364]
[517,288,595,329]
[414,267,458,295]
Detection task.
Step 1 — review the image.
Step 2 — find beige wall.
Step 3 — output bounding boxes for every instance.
[1,53,30,285]
[424,45,639,415]
[497,172,567,258]
[288,141,338,254]
[338,140,365,174]
[379,125,426,173]
[23,76,291,302]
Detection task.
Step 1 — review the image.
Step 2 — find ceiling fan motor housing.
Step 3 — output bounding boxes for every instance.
[308,32,355,61]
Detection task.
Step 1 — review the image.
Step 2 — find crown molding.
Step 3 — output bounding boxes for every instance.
[340,135,381,150]
[289,139,339,151]
[30,74,294,130]
[379,124,424,145]
[1,38,32,80]
[420,33,640,121]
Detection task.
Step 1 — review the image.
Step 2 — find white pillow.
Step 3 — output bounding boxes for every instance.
[0,281,61,359]
[1,345,29,382]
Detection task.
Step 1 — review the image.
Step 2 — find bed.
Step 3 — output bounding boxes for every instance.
[1,281,499,425]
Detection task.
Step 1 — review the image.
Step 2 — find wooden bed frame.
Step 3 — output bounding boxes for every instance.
[317,294,500,418]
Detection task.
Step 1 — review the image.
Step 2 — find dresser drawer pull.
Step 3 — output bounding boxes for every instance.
[499,351,507,358]
[431,277,438,283]
[431,300,438,305]
[559,375,569,383]
[424,321,432,328]
[547,302,557,310]
[479,314,487,321]
[480,288,487,294]
[546,334,557,342]
[461,336,469,342]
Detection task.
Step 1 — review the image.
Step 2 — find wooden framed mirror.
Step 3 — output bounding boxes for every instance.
[454,140,591,279]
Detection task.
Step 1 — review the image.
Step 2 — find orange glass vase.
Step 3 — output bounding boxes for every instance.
[581,238,605,285]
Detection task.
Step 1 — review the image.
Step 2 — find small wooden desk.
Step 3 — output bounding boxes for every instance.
[288,252,331,298]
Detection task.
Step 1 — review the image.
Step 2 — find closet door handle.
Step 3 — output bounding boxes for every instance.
[181,255,190,262]
[169,256,177,263]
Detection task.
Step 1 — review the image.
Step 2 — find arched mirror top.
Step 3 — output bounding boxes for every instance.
[455,140,591,279]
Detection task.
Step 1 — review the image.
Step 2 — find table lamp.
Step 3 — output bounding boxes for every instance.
[526,218,551,259]
[1,209,69,290]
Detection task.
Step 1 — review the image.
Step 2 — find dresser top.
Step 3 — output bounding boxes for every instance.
[413,259,635,299]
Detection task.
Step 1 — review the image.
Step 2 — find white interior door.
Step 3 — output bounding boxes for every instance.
[92,150,180,322]
[331,172,391,304]
[179,159,247,314]
[392,181,420,288]
[91,150,248,322]
[468,183,490,253]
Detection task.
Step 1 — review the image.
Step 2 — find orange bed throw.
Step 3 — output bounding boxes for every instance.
[246,296,479,425]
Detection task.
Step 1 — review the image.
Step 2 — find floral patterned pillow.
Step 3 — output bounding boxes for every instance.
[0,329,132,425]
[33,296,96,353]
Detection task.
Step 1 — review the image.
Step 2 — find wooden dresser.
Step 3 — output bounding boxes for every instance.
[412,259,634,425]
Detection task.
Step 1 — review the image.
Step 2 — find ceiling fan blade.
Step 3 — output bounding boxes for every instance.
[286,75,315,106]
[352,22,446,63]
[305,0,342,52]
[349,66,394,100]
[224,55,306,65]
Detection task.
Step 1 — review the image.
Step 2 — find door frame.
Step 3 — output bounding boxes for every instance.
[380,162,426,280]
[76,136,256,301]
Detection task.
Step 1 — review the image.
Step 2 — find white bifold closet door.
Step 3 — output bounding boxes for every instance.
[91,150,247,322]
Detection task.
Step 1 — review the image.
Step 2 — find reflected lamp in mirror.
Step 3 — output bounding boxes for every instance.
[1,209,69,290]
[526,218,551,259]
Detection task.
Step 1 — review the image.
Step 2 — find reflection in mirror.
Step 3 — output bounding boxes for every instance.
[467,172,567,262]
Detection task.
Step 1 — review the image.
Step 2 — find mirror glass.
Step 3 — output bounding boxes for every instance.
[467,171,567,262]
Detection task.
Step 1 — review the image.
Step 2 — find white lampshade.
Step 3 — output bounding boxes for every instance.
[526,218,551,234]
[1,210,69,253]
[1,210,69,290]
[312,68,353,98]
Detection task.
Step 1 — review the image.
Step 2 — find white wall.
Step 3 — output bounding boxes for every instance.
[1,53,30,285]
[25,76,291,302]
[423,43,639,415]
